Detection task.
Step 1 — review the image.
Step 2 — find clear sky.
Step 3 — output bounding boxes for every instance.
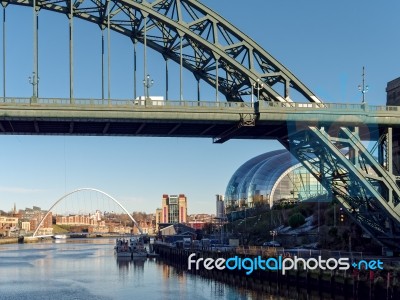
[1,0,399,215]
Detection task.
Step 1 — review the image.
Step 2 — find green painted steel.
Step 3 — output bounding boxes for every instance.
[1,98,400,127]
[4,0,320,103]
[2,0,400,249]
[284,126,400,249]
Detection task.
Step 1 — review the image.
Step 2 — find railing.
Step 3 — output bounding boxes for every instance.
[0,97,399,113]
[258,101,400,112]
[0,97,254,109]
[235,246,364,260]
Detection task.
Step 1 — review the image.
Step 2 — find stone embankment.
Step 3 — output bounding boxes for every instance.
[0,238,18,245]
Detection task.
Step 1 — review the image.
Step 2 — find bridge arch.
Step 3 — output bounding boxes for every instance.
[4,0,321,103]
[32,188,143,237]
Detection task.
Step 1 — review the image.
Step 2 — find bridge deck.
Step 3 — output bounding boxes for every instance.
[0,98,399,139]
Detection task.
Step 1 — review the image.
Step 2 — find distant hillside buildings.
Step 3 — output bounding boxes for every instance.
[1,192,222,237]
[0,216,19,237]
[0,206,52,237]
[0,206,146,236]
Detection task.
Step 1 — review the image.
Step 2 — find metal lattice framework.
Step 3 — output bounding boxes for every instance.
[4,0,321,103]
[4,0,400,249]
[32,188,143,237]
[283,126,400,248]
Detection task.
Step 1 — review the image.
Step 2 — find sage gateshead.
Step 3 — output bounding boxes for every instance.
[224,149,326,215]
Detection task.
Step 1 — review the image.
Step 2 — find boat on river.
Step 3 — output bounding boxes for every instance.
[115,238,132,257]
[129,236,148,258]
[52,234,68,239]
[114,236,148,258]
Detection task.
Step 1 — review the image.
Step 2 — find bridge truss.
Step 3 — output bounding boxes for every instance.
[1,0,400,249]
[3,0,320,103]
[282,125,400,249]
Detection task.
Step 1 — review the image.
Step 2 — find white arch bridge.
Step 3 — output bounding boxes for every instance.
[32,188,143,237]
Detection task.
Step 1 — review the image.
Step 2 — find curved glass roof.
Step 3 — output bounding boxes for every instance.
[225,149,315,210]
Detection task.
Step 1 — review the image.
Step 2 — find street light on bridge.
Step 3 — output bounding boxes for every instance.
[358,66,369,105]
[253,78,264,101]
[28,72,39,98]
[143,74,154,99]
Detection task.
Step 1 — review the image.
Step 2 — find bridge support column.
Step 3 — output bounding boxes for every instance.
[283,124,400,250]
[2,5,6,100]
[69,0,74,103]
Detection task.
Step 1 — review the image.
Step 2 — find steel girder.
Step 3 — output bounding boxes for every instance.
[282,125,400,249]
[4,0,321,103]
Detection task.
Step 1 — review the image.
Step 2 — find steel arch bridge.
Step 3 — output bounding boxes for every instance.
[32,188,143,237]
[1,0,399,250]
[4,0,320,103]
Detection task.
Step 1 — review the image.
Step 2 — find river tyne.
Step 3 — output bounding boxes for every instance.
[0,238,271,300]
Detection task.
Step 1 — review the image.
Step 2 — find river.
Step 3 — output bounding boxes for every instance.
[0,238,266,300]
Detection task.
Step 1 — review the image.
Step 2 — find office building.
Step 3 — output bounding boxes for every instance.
[216,194,225,219]
[158,194,187,224]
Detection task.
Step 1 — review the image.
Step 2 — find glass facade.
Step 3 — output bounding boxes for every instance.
[168,196,179,223]
[160,194,187,224]
[225,149,326,213]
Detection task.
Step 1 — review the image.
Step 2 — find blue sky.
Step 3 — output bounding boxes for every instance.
[1,0,399,214]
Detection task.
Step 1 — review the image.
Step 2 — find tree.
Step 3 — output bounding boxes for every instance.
[288,213,305,228]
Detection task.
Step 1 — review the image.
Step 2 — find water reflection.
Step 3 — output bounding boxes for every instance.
[53,239,67,244]
[116,257,146,271]
[132,257,146,270]
[0,239,354,299]
[116,256,131,269]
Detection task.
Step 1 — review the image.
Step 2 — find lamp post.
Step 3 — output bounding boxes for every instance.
[253,78,264,100]
[28,72,39,99]
[143,74,154,99]
[244,200,247,234]
[358,66,368,105]
[270,230,277,242]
